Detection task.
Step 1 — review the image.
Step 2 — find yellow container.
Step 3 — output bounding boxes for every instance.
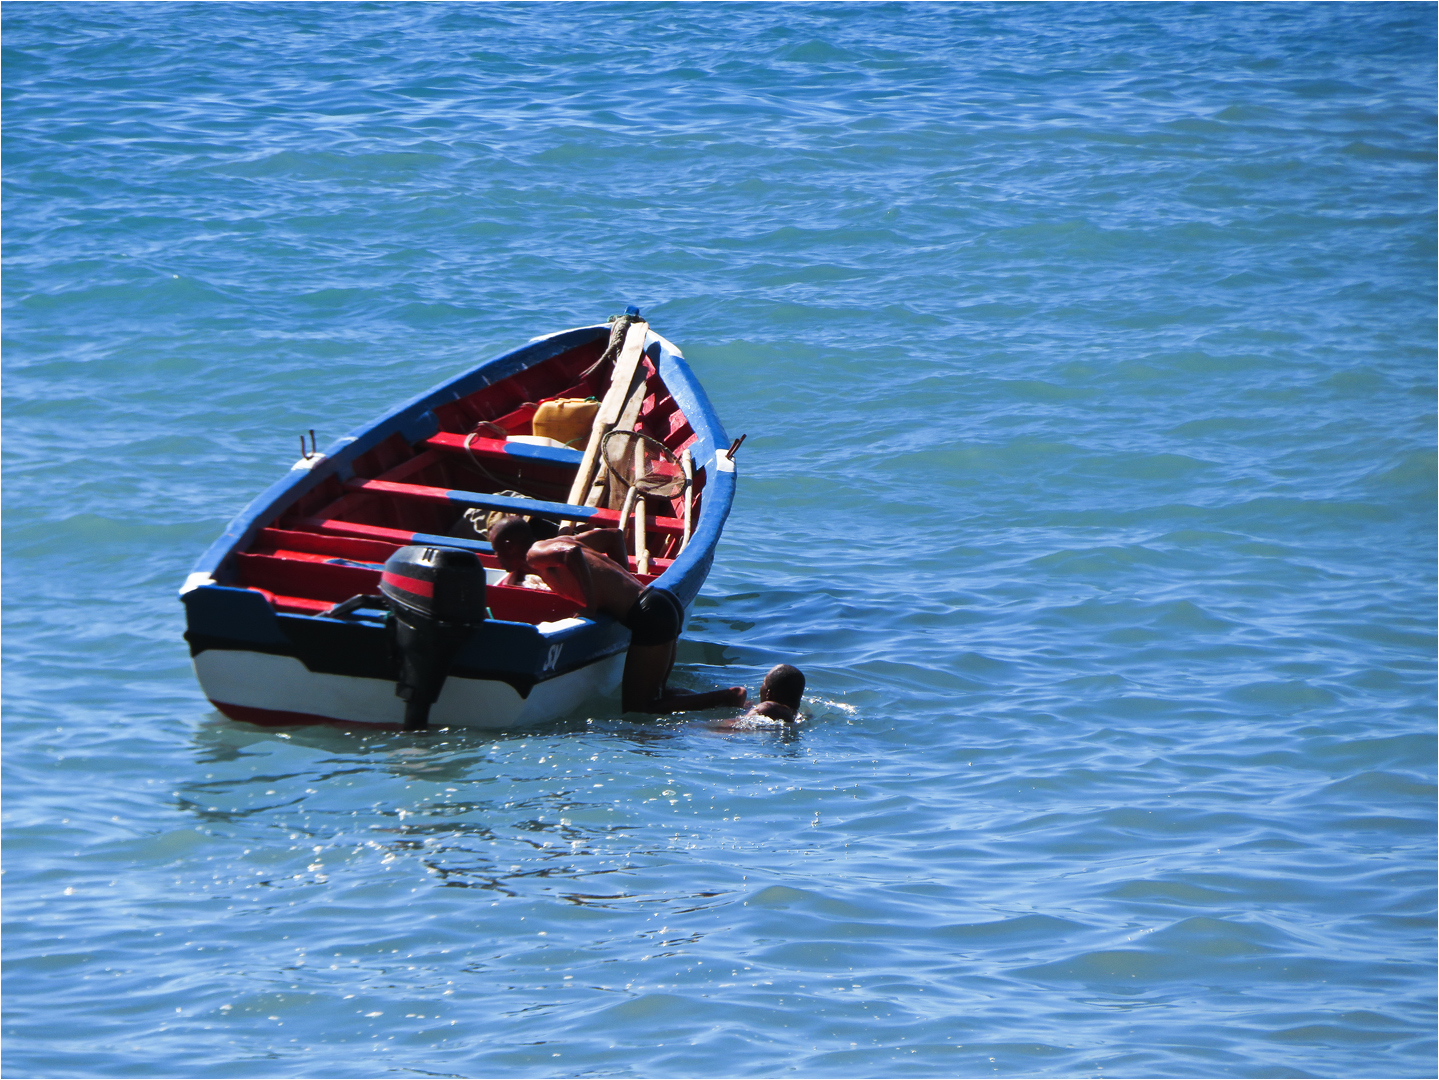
[532,397,599,448]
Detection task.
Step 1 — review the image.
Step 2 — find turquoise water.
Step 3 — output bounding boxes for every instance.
[3,3,1435,1077]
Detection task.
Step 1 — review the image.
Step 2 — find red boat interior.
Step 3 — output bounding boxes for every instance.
[228,336,707,625]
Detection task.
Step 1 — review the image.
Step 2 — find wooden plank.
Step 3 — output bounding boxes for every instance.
[252,589,332,615]
[254,547,382,568]
[343,477,686,536]
[617,485,638,551]
[423,431,583,467]
[236,552,379,603]
[486,582,583,624]
[301,517,495,554]
[373,447,446,485]
[681,449,693,552]
[285,517,672,579]
[633,437,650,574]
[596,373,651,509]
[566,320,648,508]
[257,527,399,563]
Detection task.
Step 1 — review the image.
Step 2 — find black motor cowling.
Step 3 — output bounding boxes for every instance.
[380,545,488,731]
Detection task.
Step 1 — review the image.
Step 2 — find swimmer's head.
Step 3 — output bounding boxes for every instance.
[760,664,805,712]
[488,515,535,572]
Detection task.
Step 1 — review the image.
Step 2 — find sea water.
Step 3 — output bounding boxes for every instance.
[3,4,1434,1077]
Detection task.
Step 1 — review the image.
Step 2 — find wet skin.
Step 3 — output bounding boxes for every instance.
[490,521,745,713]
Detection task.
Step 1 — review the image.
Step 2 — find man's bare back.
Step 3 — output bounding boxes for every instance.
[487,515,744,714]
[524,534,642,617]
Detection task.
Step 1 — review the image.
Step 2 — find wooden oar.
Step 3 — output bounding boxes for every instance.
[633,437,650,575]
[680,448,693,552]
[617,484,638,564]
[566,319,649,517]
[600,373,652,509]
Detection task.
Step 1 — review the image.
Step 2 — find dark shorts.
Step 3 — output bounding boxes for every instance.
[622,586,684,647]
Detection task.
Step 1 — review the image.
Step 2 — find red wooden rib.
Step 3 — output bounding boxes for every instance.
[486,583,583,623]
[245,588,332,615]
[247,576,584,625]
[237,552,379,603]
[254,547,368,567]
[425,432,509,457]
[257,527,398,562]
[292,513,674,574]
[301,517,427,547]
[373,447,447,485]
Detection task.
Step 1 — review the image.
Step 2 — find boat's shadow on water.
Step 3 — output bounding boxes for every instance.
[173,681,811,896]
[186,703,807,768]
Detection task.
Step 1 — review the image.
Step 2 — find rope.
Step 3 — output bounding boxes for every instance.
[579,313,637,382]
[461,421,542,500]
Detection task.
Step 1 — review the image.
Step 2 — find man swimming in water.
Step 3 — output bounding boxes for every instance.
[747,664,805,721]
[715,664,806,728]
[488,515,746,714]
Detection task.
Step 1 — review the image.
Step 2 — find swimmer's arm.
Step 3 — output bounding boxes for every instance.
[711,699,795,730]
[748,700,796,722]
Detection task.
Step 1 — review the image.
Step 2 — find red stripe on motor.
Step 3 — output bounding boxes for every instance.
[382,570,434,598]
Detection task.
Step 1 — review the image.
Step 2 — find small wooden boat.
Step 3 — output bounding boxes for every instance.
[180,313,737,729]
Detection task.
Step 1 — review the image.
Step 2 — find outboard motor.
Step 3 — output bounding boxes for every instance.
[379,545,488,731]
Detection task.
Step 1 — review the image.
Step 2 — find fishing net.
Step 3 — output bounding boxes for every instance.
[600,430,687,498]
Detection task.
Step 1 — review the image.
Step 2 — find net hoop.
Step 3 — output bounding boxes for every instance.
[599,430,687,497]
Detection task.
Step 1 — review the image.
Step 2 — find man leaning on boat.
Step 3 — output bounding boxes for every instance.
[488,516,747,713]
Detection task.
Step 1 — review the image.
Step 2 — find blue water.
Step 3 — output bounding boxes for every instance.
[4,3,1435,1077]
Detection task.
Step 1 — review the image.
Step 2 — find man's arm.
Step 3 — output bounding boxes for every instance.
[747,700,795,721]
[709,698,796,730]
[623,641,747,713]
[571,527,630,569]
